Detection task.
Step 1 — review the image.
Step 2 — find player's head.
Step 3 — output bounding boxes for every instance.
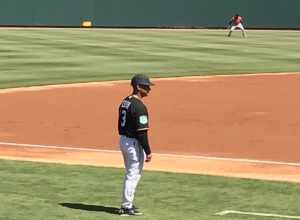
[235,14,240,18]
[131,73,154,97]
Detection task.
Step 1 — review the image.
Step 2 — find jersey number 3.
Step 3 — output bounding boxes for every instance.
[120,110,127,127]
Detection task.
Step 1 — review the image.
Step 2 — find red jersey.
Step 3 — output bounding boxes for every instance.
[231,16,243,25]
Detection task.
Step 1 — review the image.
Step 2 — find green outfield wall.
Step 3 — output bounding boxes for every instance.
[0,0,299,28]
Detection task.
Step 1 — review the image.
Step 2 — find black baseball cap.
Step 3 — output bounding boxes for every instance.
[131,74,154,87]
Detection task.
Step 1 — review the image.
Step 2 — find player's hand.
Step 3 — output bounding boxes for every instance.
[145,153,152,162]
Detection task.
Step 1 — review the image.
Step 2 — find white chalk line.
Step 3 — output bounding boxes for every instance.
[0,141,300,167]
[216,210,300,219]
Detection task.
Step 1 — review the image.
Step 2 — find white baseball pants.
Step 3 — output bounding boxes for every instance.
[120,135,145,209]
[230,23,246,37]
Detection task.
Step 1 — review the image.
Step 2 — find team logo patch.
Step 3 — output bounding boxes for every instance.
[139,115,148,124]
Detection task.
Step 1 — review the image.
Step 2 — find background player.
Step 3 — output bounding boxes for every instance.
[228,14,247,38]
[118,74,154,216]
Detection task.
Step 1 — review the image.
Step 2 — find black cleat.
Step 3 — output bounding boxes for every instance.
[119,207,143,216]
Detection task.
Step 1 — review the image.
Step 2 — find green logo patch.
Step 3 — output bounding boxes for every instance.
[139,115,148,124]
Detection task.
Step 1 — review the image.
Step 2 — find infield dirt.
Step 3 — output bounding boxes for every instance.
[1,72,300,182]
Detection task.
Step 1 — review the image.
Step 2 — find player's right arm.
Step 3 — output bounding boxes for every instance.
[228,17,233,26]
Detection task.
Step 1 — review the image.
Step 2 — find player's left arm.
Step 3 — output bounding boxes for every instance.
[135,104,152,161]
[136,130,152,162]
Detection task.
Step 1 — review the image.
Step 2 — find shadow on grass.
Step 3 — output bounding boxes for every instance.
[60,203,119,215]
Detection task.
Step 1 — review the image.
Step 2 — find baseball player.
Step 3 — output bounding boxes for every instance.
[228,14,247,38]
[118,74,154,216]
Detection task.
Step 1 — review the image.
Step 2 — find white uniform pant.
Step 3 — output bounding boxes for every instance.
[120,135,145,209]
[229,23,246,37]
[230,23,245,31]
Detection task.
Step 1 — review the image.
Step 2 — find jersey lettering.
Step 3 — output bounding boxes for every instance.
[121,100,131,109]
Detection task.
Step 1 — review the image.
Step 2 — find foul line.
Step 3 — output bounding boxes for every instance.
[216,210,300,219]
[1,141,300,167]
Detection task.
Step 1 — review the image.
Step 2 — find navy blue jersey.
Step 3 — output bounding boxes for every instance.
[118,95,149,138]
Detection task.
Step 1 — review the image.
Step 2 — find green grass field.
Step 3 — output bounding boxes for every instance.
[0,28,300,88]
[1,28,300,219]
[1,159,300,220]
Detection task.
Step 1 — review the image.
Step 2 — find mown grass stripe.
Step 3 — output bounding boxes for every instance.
[0,29,300,89]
